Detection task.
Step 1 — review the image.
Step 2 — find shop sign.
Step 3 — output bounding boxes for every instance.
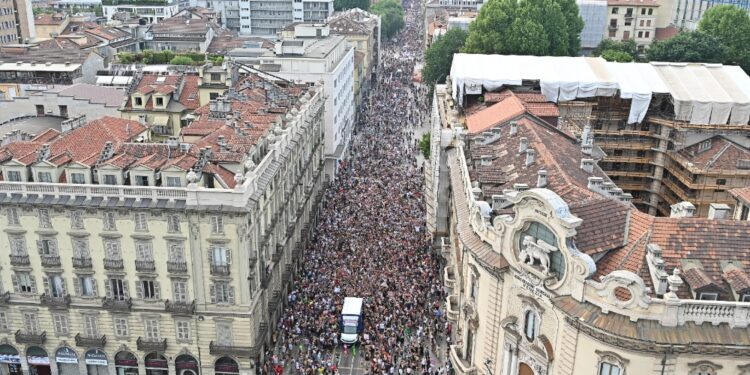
[55,347,78,364]
[85,349,108,366]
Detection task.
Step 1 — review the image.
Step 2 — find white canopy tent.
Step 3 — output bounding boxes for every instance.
[450,54,750,125]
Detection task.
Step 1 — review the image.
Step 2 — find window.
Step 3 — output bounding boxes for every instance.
[104,239,121,259]
[211,215,224,234]
[38,209,52,228]
[209,92,220,100]
[103,174,117,185]
[76,276,97,297]
[135,97,143,106]
[598,362,621,375]
[135,212,148,231]
[6,207,19,226]
[470,277,478,299]
[210,73,221,81]
[70,211,84,230]
[699,292,718,301]
[13,273,36,294]
[172,279,188,302]
[519,222,565,278]
[6,170,21,182]
[645,31,650,38]
[646,20,651,26]
[144,318,160,340]
[156,97,164,106]
[524,310,540,341]
[216,321,232,345]
[136,240,153,260]
[107,278,128,300]
[135,175,149,186]
[639,19,644,26]
[44,274,66,297]
[741,205,749,221]
[648,8,653,14]
[0,311,8,330]
[210,282,235,304]
[641,7,646,14]
[59,105,68,118]
[36,171,52,183]
[53,314,69,335]
[114,317,129,336]
[72,238,89,258]
[9,236,26,255]
[166,176,181,187]
[209,245,231,266]
[103,212,117,231]
[168,242,185,261]
[23,312,39,334]
[167,214,181,233]
[716,179,726,185]
[176,320,191,340]
[71,172,85,184]
[83,315,99,337]
[637,31,643,38]
[37,238,57,256]
[137,279,160,300]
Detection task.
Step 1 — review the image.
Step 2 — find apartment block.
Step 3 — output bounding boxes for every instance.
[606,0,659,51]
[0,0,34,45]
[0,71,326,375]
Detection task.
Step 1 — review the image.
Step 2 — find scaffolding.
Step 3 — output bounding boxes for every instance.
[577,0,608,51]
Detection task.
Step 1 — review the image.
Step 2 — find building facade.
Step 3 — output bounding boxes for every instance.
[427,82,750,375]
[102,0,180,24]
[606,0,659,51]
[0,0,34,45]
[0,72,326,375]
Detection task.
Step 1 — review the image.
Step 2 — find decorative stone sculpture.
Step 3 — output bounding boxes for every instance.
[519,235,555,274]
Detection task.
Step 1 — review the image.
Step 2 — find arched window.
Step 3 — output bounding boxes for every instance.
[598,362,621,375]
[519,222,565,279]
[595,351,628,375]
[524,310,539,341]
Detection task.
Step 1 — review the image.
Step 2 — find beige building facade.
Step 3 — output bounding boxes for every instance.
[428,83,750,375]
[0,73,326,375]
[606,0,659,51]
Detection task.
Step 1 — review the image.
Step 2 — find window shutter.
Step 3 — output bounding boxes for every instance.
[154,281,160,300]
[105,279,112,297]
[208,248,215,264]
[224,248,232,264]
[36,240,43,254]
[59,277,67,295]
[42,276,50,295]
[29,275,36,294]
[73,277,81,296]
[91,279,98,297]
[228,286,235,304]
[209,284,216,303]
[11,274,19,293]
[122,280,129,297]
[136,280,144,299]
[48,240,57,255]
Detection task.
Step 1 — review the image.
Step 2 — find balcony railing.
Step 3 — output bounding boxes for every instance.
[103,258,124,270]
[210,264,230,276]
[40,255,61,267]
[9,254,30,266]
[72,256,93,269]
[40,294,71,308]
[443,265,456,291]
[209,341,257,357]
[0,291,9,303]
[448,345,477,375]
[75,333,106,347]
[135,259,156,272]
[165,299,195,315]
[167,261,188,273]
[15,330,46,345]
[446,295,459,322]
[137,337,167,352]
[102,297,132,311]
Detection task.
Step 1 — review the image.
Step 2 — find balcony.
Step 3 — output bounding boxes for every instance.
[102,297,132,311]
[103,258,124,270]
[210,264,230,276]
[0,291,9,304]
[137,337,167,352]
[9,254,30,266]
[209,341,256,357]
[446,295,459,322]
[151,125,172,136]
[75,333,106,348]
[135,259,156,272]
[40,294,71,308]
[15,330,46,345]
[608,24,618,31]
[72,256,93,269]
[165,300,195,315]
[443,265,456,291]
[260,271,271,289]
[167,261,188,273]
[449,345,477,375]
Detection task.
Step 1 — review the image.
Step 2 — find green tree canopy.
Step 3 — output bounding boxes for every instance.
[462,0,583,56]
[334,0,370,11]
[646,31,728,64]
[600,49,633,62]
[423,28,468,85]
[371,0,405,38]
[169,56,196,65]
[592,39,637,61]
[698,5,750,71]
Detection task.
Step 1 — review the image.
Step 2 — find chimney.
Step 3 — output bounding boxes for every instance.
[491,194,508,210]
[537,169,547,188]
[646,243,669,295]
[581,143,593,155]
[619,193,633,203]
[513,183,529,192]
[217,135,227,151]
[525,149,535,166]
[670,201,695,218]
[509,121,518,136]
[518,137,528,153]
[707,203,731,220]
[609,187,623,198]
[581,124,591,145]
[580,158,594,173]
[601,182,614,192]
[587,176,603,190]
[471,186,482,200]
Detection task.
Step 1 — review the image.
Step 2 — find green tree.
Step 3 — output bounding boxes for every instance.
[463,0,583,56]
[698,5,750,71]
[423,28,468,85]
[419,132,431,158]
[94,4,103,16]
[371,0,404,38]
[170,56,196,65]
[118,52,134,63]
[592,39,637,61]
[646,31,728,64]
[334,0,370,11]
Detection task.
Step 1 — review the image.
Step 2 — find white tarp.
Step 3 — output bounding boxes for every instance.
[450,54,750,125]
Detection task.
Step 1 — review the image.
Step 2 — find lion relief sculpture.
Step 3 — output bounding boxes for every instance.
[519,235,557,274]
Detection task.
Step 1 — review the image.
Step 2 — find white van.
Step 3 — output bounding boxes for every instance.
[339,297,364,344]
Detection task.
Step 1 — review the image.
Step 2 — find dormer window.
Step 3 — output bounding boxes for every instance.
[103,174,117,185]
[165,176,181,187]
[6,170,21,182]
[156,97,164,106]
[135,97,143,106]
[698,292,718,301]
[134,175,149,186]
[71,172,85,184]
[37,171,52,183]
[741,293,750,302]
[698,139,711,152]
[210,73,221,81]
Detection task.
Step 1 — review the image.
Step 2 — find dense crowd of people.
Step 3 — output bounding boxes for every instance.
[259,0,449,374]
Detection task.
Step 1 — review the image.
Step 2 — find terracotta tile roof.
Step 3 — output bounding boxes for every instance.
[676,136,750,171]
[34,13,67,25]
[178,75,201,110]
[729,187,750,204]
[569,198,630,255]
[682,266,721,292]
[466,90,559,134]
[465,94,525,134]
[724,265,750,293]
